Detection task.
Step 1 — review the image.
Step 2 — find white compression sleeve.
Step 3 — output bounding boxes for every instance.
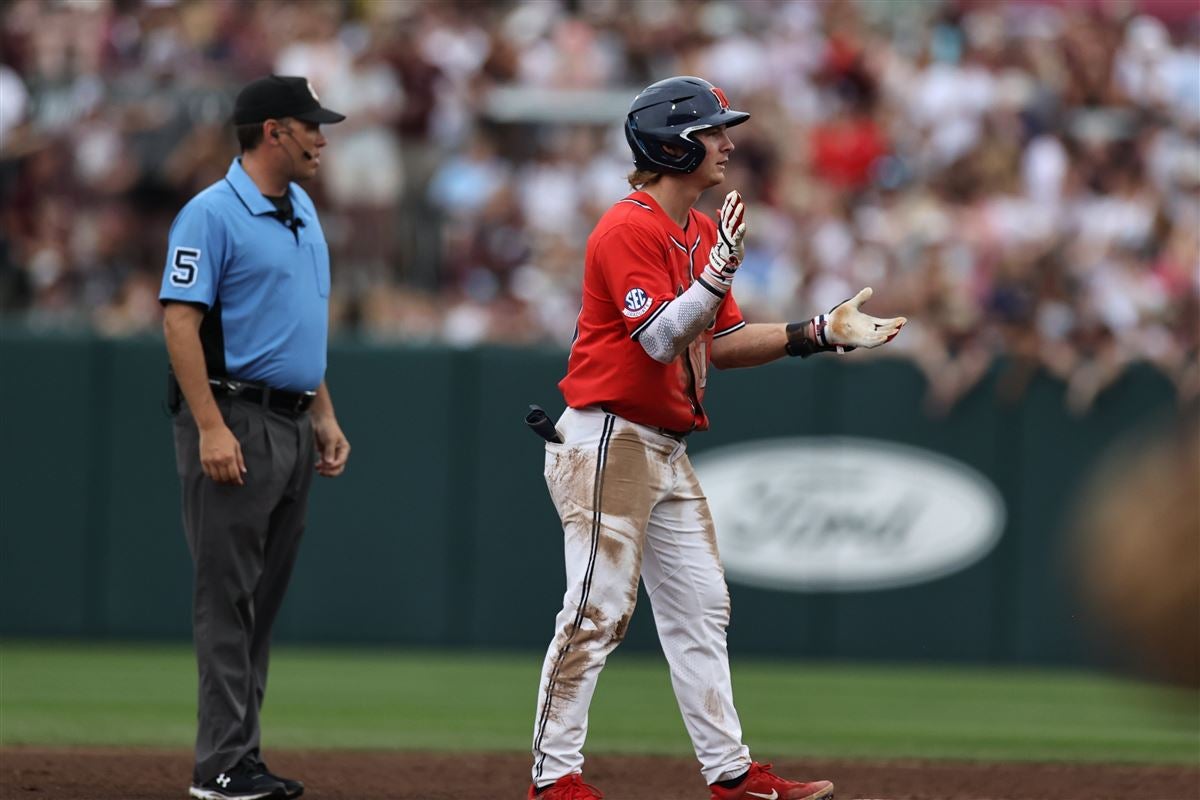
[632,280,725,364]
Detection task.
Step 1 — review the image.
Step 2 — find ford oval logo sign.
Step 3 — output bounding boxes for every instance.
[692,437,1006,592]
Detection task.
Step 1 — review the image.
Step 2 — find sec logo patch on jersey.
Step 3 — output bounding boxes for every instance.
[623,287,652,318]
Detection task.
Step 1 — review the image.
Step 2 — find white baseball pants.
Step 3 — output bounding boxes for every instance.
[531,406,752,787]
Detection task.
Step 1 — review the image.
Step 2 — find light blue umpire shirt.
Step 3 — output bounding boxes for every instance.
[159,157,331,392]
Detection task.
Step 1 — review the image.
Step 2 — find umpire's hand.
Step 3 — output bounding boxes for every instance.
[312,414,350,477]
[200,423,247,486]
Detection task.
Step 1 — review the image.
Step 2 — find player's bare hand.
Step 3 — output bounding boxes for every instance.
[826,287,906,350]
[313,415,350,477]
[199,423,246,485]
[703,190,747,290]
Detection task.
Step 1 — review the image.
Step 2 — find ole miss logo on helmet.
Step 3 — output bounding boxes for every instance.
[710,87,730,110]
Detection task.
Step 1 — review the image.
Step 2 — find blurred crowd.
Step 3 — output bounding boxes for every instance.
[1,0,1198,414]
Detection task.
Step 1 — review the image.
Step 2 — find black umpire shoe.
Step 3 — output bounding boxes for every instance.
[188,763,287,800]
[260,766,304,799]
[243,756,304,799]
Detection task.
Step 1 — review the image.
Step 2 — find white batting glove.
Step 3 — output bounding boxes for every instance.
[822,287,906,351]
[700,190,747,293]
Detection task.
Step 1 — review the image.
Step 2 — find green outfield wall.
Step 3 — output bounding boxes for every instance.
[0,331,1183,668]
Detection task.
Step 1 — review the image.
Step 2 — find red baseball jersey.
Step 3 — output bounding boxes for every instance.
[559,191,746,433]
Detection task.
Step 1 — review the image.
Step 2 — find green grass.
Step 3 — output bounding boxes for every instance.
[1,642,1197,764]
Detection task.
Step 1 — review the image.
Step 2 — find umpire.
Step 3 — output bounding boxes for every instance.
[160,75,350,800]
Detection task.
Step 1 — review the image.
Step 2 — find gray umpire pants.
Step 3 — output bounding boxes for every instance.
[173,395,315,785]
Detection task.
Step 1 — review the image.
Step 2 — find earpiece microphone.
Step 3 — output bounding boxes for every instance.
[273,127,313,160]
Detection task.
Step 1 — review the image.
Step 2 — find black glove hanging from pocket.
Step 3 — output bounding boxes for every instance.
[525,404,563,444]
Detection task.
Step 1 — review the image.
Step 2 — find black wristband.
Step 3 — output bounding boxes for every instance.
[785,319,817,358]
[696,274,728,298]
[785,316,839,358]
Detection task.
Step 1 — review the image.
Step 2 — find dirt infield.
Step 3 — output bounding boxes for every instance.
[2,747,1197,799]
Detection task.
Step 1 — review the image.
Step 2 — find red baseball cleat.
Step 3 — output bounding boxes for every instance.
[709,762,833,800]
[528,773,604,799]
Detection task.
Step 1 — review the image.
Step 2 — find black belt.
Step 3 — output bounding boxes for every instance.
[655,426,691,442]
[209,378,316,416]
[598,405,691,441]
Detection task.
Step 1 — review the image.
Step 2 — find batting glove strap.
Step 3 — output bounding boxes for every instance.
[701,256,734,294]
[784,316,855,358]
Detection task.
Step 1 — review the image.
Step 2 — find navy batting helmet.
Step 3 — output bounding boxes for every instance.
[624,76,750,175]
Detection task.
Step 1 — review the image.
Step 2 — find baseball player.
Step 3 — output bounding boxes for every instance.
[528,76,906,800]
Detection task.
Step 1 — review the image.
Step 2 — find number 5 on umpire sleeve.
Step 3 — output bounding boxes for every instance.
[170,247,201,287]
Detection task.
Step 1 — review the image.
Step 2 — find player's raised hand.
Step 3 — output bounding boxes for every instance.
[716,190,746,265]
[702,190,747,292]
[824,287,906,351]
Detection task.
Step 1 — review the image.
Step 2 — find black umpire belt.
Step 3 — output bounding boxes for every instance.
[209,378,316,416]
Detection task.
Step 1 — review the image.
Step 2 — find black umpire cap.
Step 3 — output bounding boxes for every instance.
[233,75,346,125]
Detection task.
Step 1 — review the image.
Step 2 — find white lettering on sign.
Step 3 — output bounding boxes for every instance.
[692,437,1006,592]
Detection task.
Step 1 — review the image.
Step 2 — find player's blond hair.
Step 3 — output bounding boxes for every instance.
[626,168,662,189]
